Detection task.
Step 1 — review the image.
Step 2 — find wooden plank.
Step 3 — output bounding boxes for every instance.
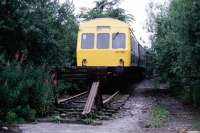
[103,91,120,104]
[58,91,88,104]
[82,81,100,115]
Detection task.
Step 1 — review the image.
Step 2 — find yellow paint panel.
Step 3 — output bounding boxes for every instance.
[77,50,131,67]
[76,18,132,67]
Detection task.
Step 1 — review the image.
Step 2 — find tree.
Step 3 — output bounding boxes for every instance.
[79,0,134,23]
[0,0,79,122]
[150,0,200,106]
[0,0,78,66]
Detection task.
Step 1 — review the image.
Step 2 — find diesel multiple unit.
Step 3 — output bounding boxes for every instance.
[76,18,146,73]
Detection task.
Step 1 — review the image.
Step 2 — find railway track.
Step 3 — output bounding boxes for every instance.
[54,90,129,123]
[49,70,132,123]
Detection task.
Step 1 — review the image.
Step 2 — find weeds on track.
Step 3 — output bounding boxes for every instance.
[151,105,170,128]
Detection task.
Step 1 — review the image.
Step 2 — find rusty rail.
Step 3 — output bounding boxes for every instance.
[58,91,88,104]
[103,91,120,104]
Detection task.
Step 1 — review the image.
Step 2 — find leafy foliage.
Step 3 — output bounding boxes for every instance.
[0,0,78,66]
[150,0,200,106]
[80,0,134,23]
[0,62,54,122]
[0,0,79,123]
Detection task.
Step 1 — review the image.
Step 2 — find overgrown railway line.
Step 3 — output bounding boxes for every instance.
[54,89,129,123]
[50,66,135,123]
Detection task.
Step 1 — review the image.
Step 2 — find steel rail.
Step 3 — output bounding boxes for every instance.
[103,91,120,104]
[58,91,88,104]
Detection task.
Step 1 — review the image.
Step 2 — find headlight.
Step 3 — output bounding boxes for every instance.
[82,59,87,66]
[119,59,124,66]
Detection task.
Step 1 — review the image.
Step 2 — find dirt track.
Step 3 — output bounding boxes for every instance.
[19,80,200,133]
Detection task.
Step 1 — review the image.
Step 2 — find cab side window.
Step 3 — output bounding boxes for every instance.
[112,33,126,49]
[81,33,94,49]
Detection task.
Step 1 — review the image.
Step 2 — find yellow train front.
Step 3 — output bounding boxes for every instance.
[76,18,146,76]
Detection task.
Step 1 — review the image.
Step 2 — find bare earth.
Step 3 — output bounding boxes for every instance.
[19,80,200,133]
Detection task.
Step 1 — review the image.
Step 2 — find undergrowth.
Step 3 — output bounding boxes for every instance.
[81,113,97,124]
[151,105,170,128]
[0,62,54,123]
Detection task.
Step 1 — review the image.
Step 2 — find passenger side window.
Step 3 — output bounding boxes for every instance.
[97,33,110,49]
[131,36,135,53]
[112,33,126,49]
[81,33,94,49]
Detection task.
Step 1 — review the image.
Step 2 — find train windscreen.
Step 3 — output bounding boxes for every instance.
[112,33,126,49]
[97,33,110,49]
[81,33,94,49]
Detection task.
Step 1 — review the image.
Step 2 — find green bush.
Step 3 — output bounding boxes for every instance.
[6,111,17,124]
[0,0,80,124]
[150,0,200,107]
[0,62,54,122]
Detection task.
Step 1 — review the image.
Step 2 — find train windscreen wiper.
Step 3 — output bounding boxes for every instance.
[113,32,119,40]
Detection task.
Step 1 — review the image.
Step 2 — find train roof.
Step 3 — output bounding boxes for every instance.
[79,18,129,28]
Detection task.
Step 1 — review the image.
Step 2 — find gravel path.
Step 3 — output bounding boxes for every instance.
[19,80,200,133]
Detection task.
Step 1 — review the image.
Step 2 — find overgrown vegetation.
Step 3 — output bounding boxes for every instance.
[151,105,170,128]
[0,0,78,123]
[81,114,97,125]
[148,0,200,106]
[0,62,54,123]
[0,0,133,123]
[0,0,78,65]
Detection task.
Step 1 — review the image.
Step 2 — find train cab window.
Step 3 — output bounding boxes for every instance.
[81,33,94,49]
[112,33,126,49]
[97,33,110,49]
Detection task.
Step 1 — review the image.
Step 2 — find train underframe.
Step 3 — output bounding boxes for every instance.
[52,66,145,80]
[76,66,145,79]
